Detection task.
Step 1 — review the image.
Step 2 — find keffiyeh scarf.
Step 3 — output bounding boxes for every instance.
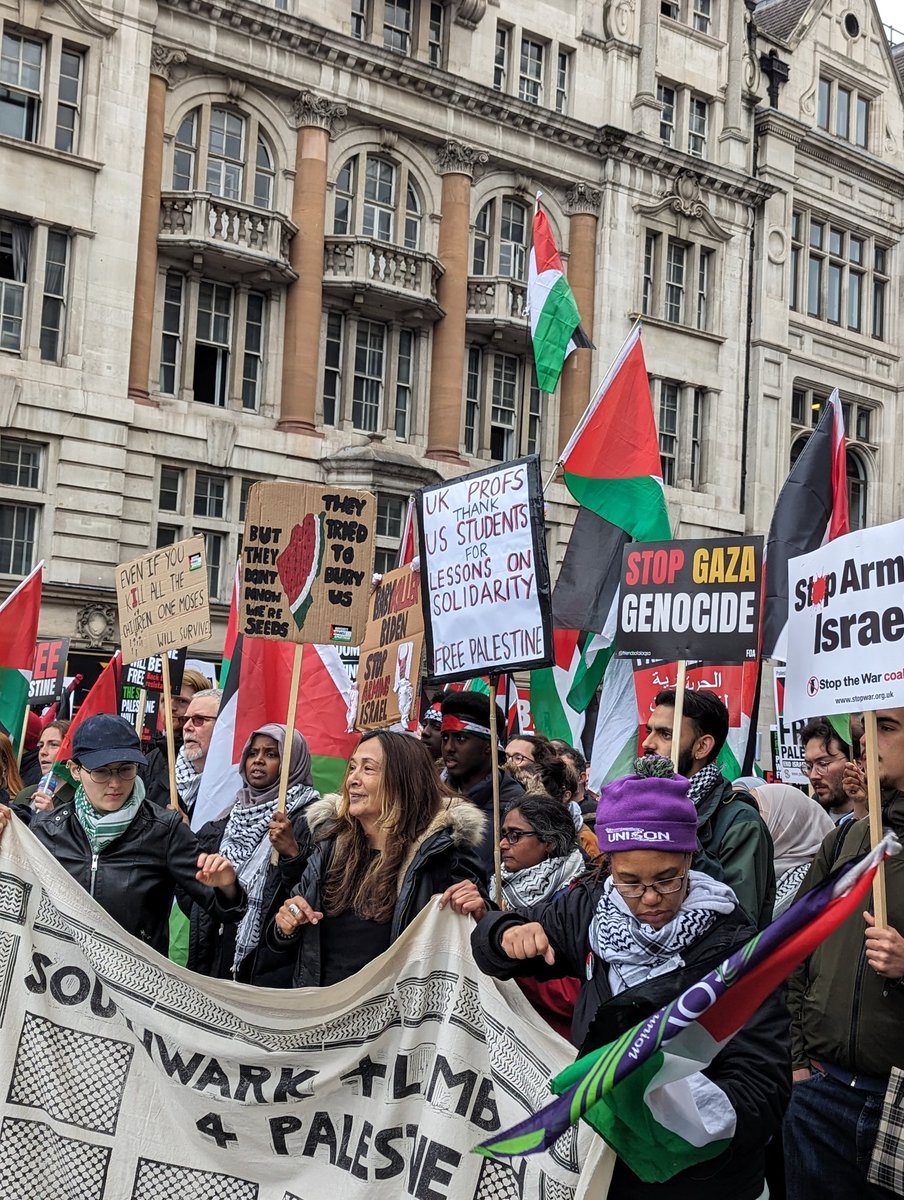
[74,778,146,854]
[174,748,202,812]
[685,761,724,809]
[220,783,317,970]
[589,870,737,995]
[489,849,585,914]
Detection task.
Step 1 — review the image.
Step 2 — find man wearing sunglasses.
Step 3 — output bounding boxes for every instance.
[146,688,221,814]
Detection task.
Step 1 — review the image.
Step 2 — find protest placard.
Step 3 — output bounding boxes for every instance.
[772,668,807,785]
[417,456,552,683]
[119,650,186,739]
[27,638,69,706]
[783,518,904,719]
[356,566,425,730]
[632,657,743,725]
[240,483,375,648]
[115,537,210,664]
[617,536,763,664]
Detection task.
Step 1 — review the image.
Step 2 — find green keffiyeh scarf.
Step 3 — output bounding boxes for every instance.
[74,777,145,853]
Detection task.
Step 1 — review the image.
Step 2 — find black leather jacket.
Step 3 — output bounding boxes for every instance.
[29,796,246,955]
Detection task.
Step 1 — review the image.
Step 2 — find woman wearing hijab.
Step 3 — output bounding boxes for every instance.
[472,772,790,1199]
[745,783,834,918]
[188,723,319,985]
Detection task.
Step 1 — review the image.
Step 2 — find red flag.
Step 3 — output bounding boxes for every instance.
[397,498,416,568]
[54,652,123,771]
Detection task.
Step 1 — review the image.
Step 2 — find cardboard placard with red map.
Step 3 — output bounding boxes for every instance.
[241,483,376,647]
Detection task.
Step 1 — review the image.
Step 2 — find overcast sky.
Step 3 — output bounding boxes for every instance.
[877,1,902,34]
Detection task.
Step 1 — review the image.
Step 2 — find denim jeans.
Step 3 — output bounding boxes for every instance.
[784,1071,892,1198]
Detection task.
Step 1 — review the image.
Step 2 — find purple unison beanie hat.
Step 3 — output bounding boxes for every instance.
[595,774,698,854]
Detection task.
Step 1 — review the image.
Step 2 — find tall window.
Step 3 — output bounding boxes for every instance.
[323,312,342,426]
[472,198,529,280]
[642,230,715,332]
[790,209,889,340]
[658,382,679,486]
[664,240,686,323]
[655,82,712,156]
[493,26,509,91]
[658,84,675,146]
[816,76,871,149]
[375,494,407,574]
[351,0,368,38]
[194,282,232,406]
[428,2,444,66]
[55,48,82,152]
[332,154,424,250]
[464,349,542,461]
[465,346,482,455]
[155,465,244,599]
[0,437,42,575]
[555,51,570,114]
[692,0,712,33]
[491,353,519,460]
[353,320,384,432]
[642,232,657,316]
[323,314,418,437]
[518,37,544,105]
[687,96,708,157]
[171,106,279,210]
[0,32,42,142]
[0,218,29,354]
[40,231,68,362]
[384,0,412,53]
[652,380,705,489]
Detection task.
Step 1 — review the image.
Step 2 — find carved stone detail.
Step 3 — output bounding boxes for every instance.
[76,605,117,649]
[150,46,187,86]
[289,92,347,134]
[564,181,602,215]
[434,140,489,178]
[453,0,487,30]
[635,172,733,242]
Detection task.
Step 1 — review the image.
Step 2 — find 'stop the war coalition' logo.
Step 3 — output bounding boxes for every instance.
[806,677,821,698]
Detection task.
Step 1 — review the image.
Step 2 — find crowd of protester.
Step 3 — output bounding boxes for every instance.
[0,678,901,1198]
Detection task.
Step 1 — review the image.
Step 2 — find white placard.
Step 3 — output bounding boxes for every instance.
[417,457,552,682]
[784,518,904,719]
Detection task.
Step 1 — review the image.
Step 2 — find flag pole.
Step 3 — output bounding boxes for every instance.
[670,660,688,773]
[863,709,888,926]
[134,687,148,737]
[543,319,644,498]
[271,642,304,866]
[488,672,504,908]
[159,652,181,814]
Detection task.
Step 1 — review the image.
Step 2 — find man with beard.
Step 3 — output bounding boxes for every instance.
[147,688,221,814]
[784,707,904,1198]
[641,688,775,928]
[440,691,522,880]
[799,716,855,823]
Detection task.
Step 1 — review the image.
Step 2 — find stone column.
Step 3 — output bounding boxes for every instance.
[631,0,661,139]
[128,46,185,401]
[279,92,346,434]
[719,0,751,168]
[427,140,488,462]
[558,183,601,456]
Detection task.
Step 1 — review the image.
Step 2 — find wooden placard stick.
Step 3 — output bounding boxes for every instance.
[670,660,688,773]
[134,688,148,737]
[488,674,504,909]
[271,643,304,866]
[863,709,887,928]
[159,653,180,813]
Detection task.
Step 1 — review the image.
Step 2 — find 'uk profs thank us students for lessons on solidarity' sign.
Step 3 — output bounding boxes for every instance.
[356,565,426,730]
[116,537,211,664]
[784,517,904,719]
[241,482,376,647]
[617,536,764,663]
[416,456,553,683]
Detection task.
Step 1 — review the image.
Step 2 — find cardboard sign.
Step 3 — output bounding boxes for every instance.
[632,657,743,725]
[119,650,187,739]
[618,537,763,664]
[772,667,808,784]
[28,638,69,706]
[417,456,553,682]
[241,483,375,647]
[355,566,425,730]
[116,537,210,664]
[784,518,904,719]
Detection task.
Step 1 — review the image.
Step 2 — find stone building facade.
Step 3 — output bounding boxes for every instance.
[0,0,902,704]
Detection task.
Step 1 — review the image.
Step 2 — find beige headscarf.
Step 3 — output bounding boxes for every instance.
[752,783,835,877]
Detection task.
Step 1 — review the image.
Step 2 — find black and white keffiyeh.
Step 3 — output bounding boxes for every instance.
[685,762,724,809]
[174,748,202,811]
[589,870,736,995]
[489,849,585,914]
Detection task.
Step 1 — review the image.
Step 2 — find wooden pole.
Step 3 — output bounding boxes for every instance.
[670,660,688,773]
[159,652,180,812]
[863,709,887,927]
[271,643,304,865]
[134,688,148,737]
[488,675,504,907]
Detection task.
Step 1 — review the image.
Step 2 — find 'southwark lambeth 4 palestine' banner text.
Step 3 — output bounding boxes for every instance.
[0,820,611,1199]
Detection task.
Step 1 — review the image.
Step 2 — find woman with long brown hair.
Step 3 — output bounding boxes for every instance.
[0,730,23,805]
[269,730,487,986]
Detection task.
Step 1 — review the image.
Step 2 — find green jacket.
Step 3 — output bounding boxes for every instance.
[694,775,776,930]
[788,791,904,1076]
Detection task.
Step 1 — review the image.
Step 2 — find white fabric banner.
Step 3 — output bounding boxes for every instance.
[0,819,612,1199]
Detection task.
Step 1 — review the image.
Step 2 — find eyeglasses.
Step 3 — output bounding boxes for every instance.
[505,752,531,766]
[81,764,139,784]
[802,754,846,777]
[184,714,216,727]
[612,873,688,899]
[500,828,541,845]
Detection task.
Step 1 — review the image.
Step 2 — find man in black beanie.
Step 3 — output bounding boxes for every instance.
[440,691,523,880]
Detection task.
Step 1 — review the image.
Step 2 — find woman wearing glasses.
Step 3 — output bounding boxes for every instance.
[472,770,790,1200]
[0,714,244,954]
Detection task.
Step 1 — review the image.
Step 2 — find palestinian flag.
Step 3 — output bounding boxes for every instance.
[529,206,591,393]
[763,388,848,660]
[476,835,896,1179]
[218,562,241,688]
[52,652,123,784]
[397,498,416,568]
[191,635,359,831]
[587,653,638,789]
[0,563,43,752]
[529,630,586,746]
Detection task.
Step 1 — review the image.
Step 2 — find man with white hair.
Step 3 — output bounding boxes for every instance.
[146,688,222,814]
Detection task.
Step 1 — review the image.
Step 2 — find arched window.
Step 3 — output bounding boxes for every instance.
[170,105,280,210]
[471,197,529,280]
[331,153,425,249]
[847,449,867,531]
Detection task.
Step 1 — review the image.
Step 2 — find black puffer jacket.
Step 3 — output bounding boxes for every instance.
[186,806,311,985]
[266,794,486,987]
[29,795,246,956]
[472,877,791,1200]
